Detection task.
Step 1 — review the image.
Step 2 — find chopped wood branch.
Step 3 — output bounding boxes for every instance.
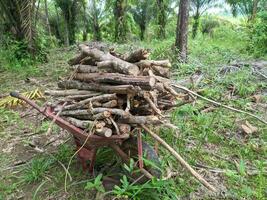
[171,84,267,125]
[136,60,171,68]
[64,94,117,110]
[58,80,137,95]
[124,49,150,63]
[70,65,99,73]
[79,44,140,76]
[141,125,216,192]
[44,89,97,97]
[73,73,155,90]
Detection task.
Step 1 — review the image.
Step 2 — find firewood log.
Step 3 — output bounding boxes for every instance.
[58,80,138,95]
[118,115,160,125]
[102,100,118,108]
[91,111,111,120]
[124,49,150,63]
[79,44,140,76]
[73,73,155,90]
[80,56,97,65]
[136,60,171,68]
[70,65,99,73]
[68,53,87,66]
[44,89,96,97]
[65,117,98,129]
[95,127,112,137]
[151,65,171,78]
[118,123,131,134]
[64,94,117,110]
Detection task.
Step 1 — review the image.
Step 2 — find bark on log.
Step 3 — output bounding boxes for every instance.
[65,117,96,129]
[118,115,160,125]
[136,60,171,68]
[79,44,140,76]
[70,65,99,73]
[124,49,150,63]
[64,94,117,110]
[90,108,130,118]
[91,111,111,120]
[44,89,96,97]
[102,100,118,108]
[64,93,102,101]
[60,109,89,117]
[58,80,137,95]
[68,53,87,66]
[80,56,97,65]
[152,65,170,78]
[73,73,155,90]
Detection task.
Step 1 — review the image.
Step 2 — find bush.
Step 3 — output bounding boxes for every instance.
[201,16,220,36]
[247,11,267,57]
[0,33,49,71]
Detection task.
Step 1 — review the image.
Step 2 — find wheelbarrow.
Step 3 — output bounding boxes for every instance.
[10,91,161,181]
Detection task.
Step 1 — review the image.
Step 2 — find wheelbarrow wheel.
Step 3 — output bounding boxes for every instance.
[120,136,161,182]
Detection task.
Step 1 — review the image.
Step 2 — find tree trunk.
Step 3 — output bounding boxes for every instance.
[34,0,40,27]
[140,24,145,40]
[114,0,127,43]
[44,0,52,38]
[156,0,167,39]
[251,0,259,21]
[192,8,200,39]
[82,0,88,41]
[64,19,70,46]
[92,0,102,41]
[175,0,190,63]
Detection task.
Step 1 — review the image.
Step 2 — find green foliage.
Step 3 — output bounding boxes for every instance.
[247,11,267,57]
[200,16,220,35]
[84,174,105,193]
[23,156,55,183]
[113,176,178,200]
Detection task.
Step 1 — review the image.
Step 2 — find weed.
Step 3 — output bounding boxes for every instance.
[23,156,55,183]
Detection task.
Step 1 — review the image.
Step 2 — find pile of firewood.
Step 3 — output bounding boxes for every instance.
[44,43,219,191]
[45,44,184,137]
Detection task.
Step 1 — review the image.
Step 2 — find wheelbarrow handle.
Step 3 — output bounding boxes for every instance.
[10,91,20,98]
[10,91,45,114]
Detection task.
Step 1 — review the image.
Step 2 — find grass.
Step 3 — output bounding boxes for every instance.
[0,22,266,199]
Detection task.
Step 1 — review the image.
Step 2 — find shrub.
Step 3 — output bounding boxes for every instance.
[247,11,267,57]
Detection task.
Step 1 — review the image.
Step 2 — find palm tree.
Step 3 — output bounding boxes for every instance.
[55,0,80,45]
[191,0,217,38]
[0,0,37,54]
[130,0,153,40]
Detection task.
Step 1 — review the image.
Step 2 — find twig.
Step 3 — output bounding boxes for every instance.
[171,84,267,125]
[64,121,96,192]
[109,117,120,135]
[143,92,162,116]
[141,124,217,192]
[46,102,67,135]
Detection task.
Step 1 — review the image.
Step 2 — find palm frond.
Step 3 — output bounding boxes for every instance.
[19,0,36,52]
[0,89,43,108]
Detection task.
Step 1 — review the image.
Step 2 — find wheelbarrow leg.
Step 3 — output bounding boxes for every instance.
[88,148,97,174]
[74,137,97,174]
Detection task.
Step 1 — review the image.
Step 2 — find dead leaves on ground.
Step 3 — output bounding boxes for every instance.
[240,121,258,135]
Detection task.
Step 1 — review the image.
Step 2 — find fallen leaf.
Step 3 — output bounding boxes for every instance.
[241,121,258,134]
[252,95,261,103]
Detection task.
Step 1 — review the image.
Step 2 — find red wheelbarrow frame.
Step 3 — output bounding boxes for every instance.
[10,91,148,176]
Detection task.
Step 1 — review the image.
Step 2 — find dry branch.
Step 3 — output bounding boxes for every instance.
[141,125,216,192]
[73,73,155,89]
[64,94,117,110]
[79,44,140,76]
[58,80,137,95]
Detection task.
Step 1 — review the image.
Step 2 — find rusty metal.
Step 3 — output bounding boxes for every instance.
[10,91,152,177]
